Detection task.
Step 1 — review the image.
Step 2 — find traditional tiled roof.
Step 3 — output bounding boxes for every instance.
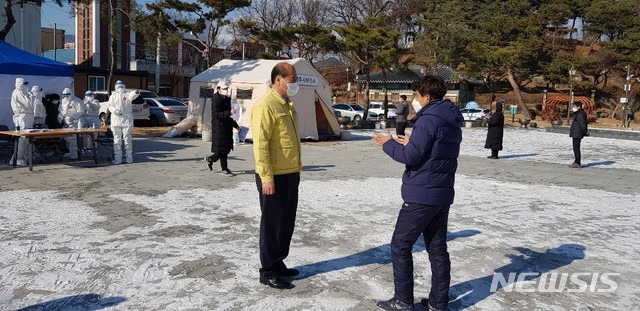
[356,65,484,85]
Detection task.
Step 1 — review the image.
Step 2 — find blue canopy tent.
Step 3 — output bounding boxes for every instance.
[0,41,74,129]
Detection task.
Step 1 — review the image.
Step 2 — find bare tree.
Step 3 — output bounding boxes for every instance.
[328,0,394,26]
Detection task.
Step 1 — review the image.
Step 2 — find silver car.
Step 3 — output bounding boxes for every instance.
[332,103,379,121]
[145,98,189,125]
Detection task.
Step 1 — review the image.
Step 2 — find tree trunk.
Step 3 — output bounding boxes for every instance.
[364,64,371,119]
[0,1,16,41]
[107,0,116,94]
[506,70,532,120]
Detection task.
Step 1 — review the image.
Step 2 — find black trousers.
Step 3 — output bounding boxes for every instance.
[391,203,450,309]
[256,172,300,272]
[209,153,229,170]
[573,138,582,165]
[396,122,408,136]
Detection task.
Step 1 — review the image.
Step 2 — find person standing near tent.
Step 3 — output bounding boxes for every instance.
[58,87,84,160]
[10,78,34,166]
[485,100,505,159]
[31,85,46,128]
[204,81,236,176]
[251,62,302,289]
[108,80,140,165]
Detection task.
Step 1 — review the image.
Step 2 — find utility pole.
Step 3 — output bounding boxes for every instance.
[53,23,57,61]
[19,1,24,49]
[567,66,576,125]
[622,65,631,128]
[156,32,161,94]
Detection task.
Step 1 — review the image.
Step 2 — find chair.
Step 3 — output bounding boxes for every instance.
[0,125,14,163]
[95,128,114,161]
[32,138,66,163]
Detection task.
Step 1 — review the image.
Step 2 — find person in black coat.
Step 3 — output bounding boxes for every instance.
[205,81,236,176]
[485,101,505,159]
[569,102,588,168]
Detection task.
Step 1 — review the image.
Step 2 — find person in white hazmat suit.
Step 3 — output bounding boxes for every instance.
[81,90,102,128]
[10,78,34,166]
[108,80,140,164]
[78,90,102,149]
[31,86,47,128]
[58,87,85,159]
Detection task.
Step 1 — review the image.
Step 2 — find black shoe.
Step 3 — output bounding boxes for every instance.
[204,156,213,171]
[221,169,235,177]
[278,268,300,277]
[487,155,498,159]
[376,298,414,311]
[259,272,294,289]
[420,299,446,311]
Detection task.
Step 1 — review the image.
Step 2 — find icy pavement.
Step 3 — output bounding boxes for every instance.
[1,176,639,310]
[1,135,639,310]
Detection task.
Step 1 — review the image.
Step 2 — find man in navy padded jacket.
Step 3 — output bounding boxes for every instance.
[373,75,463,311]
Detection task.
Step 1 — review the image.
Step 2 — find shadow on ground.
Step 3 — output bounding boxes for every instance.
[499,153,540,159]
[16,294,126,311]
[294,229,481,280]
[448,244,586,310]
[582,161,615,168]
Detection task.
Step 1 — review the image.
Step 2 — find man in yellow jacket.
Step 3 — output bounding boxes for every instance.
[251,62,302,289]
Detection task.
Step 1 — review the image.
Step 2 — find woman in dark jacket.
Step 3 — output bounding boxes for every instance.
[485,101,505,159]
[205,82,235,176]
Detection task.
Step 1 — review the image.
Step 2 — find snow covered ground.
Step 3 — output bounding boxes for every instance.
[1,175,639,310]
[353,128,640,171]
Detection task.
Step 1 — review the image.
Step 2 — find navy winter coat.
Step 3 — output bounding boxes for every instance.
[383,99,463,206]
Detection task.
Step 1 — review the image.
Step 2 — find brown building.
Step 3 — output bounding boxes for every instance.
[41,27,65,54]
[73,0,200,98]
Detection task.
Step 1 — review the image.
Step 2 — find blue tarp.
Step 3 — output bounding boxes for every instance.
[0,41,73,77]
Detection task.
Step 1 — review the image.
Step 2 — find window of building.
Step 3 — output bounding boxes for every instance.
[236,87,253,99]
[88,76,106,91]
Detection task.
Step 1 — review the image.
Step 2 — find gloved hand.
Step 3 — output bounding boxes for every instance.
[114,109,123,115]
[134,90,140,95]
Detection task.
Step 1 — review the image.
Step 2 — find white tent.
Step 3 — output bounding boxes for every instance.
[177,58,339,141]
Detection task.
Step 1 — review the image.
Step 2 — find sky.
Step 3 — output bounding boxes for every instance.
[41,1,240,41]
[41,2,75,35]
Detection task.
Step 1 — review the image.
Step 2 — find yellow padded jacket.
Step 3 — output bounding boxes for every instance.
[251,88,302,183]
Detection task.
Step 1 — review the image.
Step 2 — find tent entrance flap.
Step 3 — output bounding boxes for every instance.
[315,97,332,136]
[315,91,340,138]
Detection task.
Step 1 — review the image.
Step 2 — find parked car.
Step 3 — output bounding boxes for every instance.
[96,89,155,125]
[145,98,189,125]
[460,108,490,121]
[368,102,398,119]
[332,103,378,121]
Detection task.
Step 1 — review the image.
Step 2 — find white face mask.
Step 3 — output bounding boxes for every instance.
[412,99,423,113]
[219,89,228,96]
[286,82,299,97]
[19,85,27,92]
[116,87,125,93]
[572,107,579,112]
[86,96,94,102]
